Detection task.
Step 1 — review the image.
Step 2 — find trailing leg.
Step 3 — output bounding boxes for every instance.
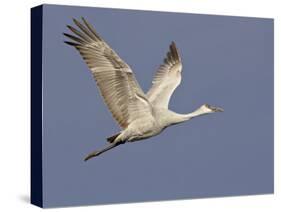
[84,141,123,161]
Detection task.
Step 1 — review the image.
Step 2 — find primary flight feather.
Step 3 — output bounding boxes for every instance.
[64,17,223,161]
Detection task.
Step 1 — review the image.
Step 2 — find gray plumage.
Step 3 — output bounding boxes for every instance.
[64,18,223,161]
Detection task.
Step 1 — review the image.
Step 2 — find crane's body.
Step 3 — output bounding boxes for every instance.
[116,106,212,142]
[64,18,223,161]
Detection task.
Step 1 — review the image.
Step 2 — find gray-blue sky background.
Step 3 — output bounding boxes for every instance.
[41,4,273,207]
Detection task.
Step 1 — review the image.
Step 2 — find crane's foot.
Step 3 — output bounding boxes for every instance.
[84,141,124,161]
[84,151,101,161]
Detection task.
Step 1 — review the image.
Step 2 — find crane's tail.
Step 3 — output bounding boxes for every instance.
[106,133,121,143]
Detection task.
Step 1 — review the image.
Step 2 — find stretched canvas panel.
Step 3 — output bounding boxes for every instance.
[31,4,274,208]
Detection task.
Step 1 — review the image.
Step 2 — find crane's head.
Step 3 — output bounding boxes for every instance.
[199,104,224,114]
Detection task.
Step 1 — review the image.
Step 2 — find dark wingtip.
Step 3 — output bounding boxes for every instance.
[171,41,176,48]
[64,41,78,46]
[67,24,78,32]
[81,17,87,26]
[72,17,79,25]
[169,41,180,62]
[169,41,176,52]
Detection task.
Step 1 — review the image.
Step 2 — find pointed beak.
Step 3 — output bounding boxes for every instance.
[213,106,224,112]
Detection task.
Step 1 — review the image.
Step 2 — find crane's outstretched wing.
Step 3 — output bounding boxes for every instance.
[64,18,153,129]
[146,42,182,109]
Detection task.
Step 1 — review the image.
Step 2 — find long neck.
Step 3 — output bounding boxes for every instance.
[169,106,210,125]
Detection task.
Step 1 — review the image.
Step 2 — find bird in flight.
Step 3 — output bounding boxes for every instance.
[64,18,223,161]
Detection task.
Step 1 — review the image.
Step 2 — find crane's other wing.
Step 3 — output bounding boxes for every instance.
[146,42,182,109]
[64,18,153,129]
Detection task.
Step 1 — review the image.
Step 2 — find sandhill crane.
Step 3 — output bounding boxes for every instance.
[64,18,223,161]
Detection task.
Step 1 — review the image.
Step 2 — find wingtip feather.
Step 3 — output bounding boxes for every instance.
[170,41,180,62]
[64,41,79,47]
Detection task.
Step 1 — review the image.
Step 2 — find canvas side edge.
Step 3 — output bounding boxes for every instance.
[31,5,43,208]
